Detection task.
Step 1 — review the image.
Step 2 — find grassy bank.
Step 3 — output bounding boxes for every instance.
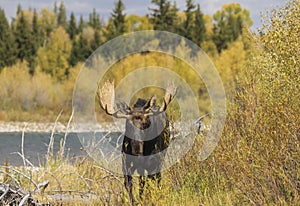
[1,1,299,205]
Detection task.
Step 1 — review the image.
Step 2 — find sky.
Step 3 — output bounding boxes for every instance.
[0,0,290,30]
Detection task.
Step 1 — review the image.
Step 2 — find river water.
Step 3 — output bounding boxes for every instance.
[0,132,123,166]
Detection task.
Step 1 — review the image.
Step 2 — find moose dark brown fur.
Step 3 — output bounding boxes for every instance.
[98,80,176,205]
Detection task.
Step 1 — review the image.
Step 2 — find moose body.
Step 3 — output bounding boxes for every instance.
[98,80,176,204]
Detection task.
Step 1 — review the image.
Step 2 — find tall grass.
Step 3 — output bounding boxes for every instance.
[1,1,299,205]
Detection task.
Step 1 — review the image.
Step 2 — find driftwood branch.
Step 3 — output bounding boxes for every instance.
[0,182,50,206]
[0,166,38,189]
[10,152,34,167]
[21,124,27,168]
[47,110,63,161]
[0,169,22,188]
[60,108,74,159]
[93,165,123,185]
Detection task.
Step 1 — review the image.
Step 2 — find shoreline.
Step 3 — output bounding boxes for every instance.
[0,121,124,133]
[0,121,208,133]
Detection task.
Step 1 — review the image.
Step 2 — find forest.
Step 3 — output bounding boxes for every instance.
[0,0,299,205]
[0,0,252,121]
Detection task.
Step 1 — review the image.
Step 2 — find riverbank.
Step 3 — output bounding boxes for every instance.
[0,121,123,133]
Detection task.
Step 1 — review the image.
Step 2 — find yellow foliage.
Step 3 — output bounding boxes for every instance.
[0,62,80,121]
[38,8,57,36]
[0,62,53,110]
[36,26,71,81]
[126,14,153,31]
[82,26,95,44]
[214,39,246,91]
[12,10,33,28]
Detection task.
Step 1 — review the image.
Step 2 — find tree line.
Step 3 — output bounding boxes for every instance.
[0,0,253,81]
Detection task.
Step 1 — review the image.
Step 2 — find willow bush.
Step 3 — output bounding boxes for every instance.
[212,0,300,204]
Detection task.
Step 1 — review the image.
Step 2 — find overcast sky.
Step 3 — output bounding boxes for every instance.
[0,0,289,30]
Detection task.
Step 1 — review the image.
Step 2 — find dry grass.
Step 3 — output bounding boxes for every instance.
[1,1,299,205]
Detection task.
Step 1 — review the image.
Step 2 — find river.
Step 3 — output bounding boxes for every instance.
[0,131,125,166]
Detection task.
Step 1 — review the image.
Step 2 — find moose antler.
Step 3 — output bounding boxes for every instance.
[160,81,177,112]
[97,80,129,118]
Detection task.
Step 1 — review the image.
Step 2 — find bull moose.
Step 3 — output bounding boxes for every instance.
[98,80,177,204]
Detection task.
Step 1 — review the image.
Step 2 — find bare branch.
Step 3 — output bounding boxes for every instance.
[10,152,34,167]
[0,166,38,189]
[21,123,27,168]
[47,109,63,161]
[194,113,210,134]
[93,165,123,185]
[0,183,10,201]
[60,108,74,158]
[18,193,30,205]
[0,169,22,188]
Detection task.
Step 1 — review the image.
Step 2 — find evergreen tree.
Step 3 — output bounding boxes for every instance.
[78,15,85,33]
[57,1,67,29]
[0,8,16,70]
[32,9,39,39]
[14,11,36,71]
[180,0,196,40]
[212,3,253,53]
[149,0,179,50]
[106,0,127,40]
[31,9,40,74]
[89,8,101,30]
[169,2,179,32]
[16,4,22,15]
[149,0,178,32]
[69,34,92,66]
[53,1,58,15]
[91,30,101,51]
[68,12,77,40]
[193,4,206,46]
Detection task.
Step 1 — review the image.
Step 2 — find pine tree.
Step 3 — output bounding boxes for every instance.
[193,4,206,46]
[91,30,101,51]
[68,12,77,40]
[0,8,16,70]
[89,8,101,30]
[14,11,36,70]
[31,9,40,74]
[57,1,67,29]
[78,15,85,33]
[212,3,253,53]
[180,0,196,40]
[149,0,179,50]
[69,34,92,66]
[149,0,178,32]
[54,1,58,14]
[106,0,127,40]
[17,4,22,15]
[32,9,39,39]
